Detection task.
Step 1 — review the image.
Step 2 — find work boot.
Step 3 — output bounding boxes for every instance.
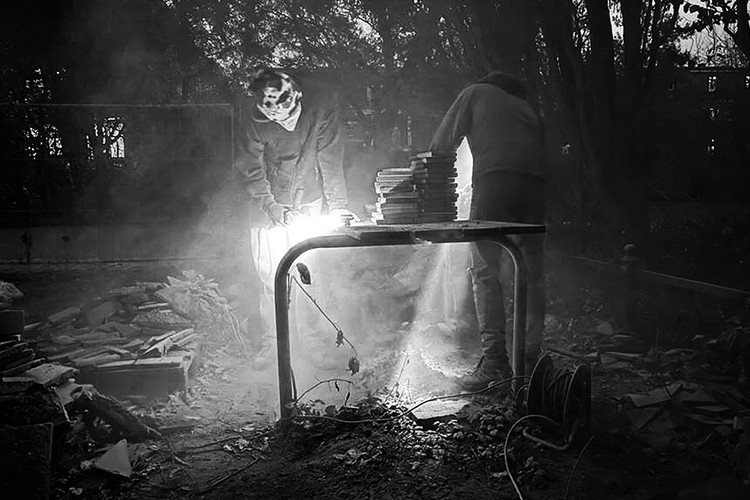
[456,355,512,392]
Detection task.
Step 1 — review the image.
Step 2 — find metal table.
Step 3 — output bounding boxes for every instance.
[274,220,546,419]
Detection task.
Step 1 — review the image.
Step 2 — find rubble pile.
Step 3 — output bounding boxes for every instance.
[2,270,246,401]
[544,314,750,483]
[0,271,246,499]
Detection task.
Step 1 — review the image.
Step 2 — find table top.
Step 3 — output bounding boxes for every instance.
[340,219,545,243]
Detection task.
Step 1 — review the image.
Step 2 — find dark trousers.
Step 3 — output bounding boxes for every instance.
[469,171,545,364]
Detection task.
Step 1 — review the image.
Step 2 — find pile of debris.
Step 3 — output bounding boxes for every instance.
[14,270,245,399]
[0,271,245,499]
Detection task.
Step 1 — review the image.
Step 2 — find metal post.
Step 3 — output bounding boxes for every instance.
[491,237,527,388]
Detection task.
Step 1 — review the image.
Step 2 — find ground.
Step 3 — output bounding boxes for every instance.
[2,259,749,500]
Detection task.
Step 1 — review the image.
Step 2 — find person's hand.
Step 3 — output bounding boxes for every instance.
[329,208,360,225]
[265,203,292,226]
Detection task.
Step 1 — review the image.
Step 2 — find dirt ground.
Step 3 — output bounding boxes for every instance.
[2,260,749,500]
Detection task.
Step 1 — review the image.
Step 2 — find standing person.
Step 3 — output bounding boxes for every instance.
[429,71,546,390]
[235,68,354,370]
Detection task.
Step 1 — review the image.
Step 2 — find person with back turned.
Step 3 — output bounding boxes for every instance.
[429,71,547,391]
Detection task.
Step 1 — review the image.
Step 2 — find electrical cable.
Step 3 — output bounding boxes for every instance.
[290,376,528,425]
[524,356,590,450]
[564,434,596,500]
[504,414,563,500]
[290,275,357,357]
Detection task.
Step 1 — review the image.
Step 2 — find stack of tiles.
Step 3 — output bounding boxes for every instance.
[372,167,419,224]
[371,150,458,225]
[410,150,458,222]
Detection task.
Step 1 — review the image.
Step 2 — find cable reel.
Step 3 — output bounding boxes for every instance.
[524,354,591,450]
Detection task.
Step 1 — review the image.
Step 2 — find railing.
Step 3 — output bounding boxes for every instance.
[563,244,750,332]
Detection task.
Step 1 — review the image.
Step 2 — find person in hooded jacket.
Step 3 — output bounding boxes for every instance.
[429,71,547,390]
[235,68,354,370]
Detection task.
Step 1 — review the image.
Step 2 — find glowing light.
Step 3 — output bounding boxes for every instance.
[286,213,344,242]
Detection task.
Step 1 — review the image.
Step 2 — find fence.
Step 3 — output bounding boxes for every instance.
[0,103,235,227]
[563,244,750,334]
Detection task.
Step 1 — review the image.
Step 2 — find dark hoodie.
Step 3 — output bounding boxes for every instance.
[234,82,348,224]
[429,73,545,181]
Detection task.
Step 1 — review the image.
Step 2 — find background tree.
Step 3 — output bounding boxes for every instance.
[682,0,750,61]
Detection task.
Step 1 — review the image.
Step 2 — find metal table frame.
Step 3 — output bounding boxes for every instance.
[273,220,546,419]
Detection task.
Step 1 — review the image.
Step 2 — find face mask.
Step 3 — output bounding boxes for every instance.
[256,78,303,131]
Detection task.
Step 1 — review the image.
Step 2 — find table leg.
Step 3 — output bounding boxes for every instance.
[490,236,528,391]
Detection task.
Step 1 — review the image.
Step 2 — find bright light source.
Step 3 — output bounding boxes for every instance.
[287,213,343,241]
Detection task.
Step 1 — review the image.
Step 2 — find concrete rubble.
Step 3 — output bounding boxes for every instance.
[0,271,241,499]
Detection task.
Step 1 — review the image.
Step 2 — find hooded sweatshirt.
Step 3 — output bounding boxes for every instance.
[429,82,545,181]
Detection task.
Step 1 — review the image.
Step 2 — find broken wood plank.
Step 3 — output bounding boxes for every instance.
[48,306,80,325]
[139,328,194,358]
[77,363,191,398]
[629,387,672,408]
[0,342,28,362]
[95,356,187,370]
[137,302,169,311]
[173,333,199,349]
[45,348,88,363]
[0,338,21,351]
[0,376,36,395]
[75,387,160,441]
[110,322,142,338]
[23,363,78,387]
[23,322,41,333]
[0,358,39,377]
[0,349,35,370]
[137,330,176,353]
[121,338,145,351]
[71,330,121,342]
[84,301,121,327]
[72,354,121,368]
[54,381,87,409]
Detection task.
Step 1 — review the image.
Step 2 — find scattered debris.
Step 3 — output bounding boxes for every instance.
[0,280,23,310]
[92,439,132,478]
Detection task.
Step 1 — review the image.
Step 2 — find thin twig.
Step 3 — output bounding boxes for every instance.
[384,352,410,404]
[290,276,358,356]
[564,435,596,500]
[198,457,261,494]
[296,378,354,403]
[181,429,273,452]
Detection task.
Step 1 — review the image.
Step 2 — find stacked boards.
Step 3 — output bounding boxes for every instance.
[372,151,458,224]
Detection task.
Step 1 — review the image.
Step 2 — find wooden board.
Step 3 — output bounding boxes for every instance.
[76,357,193,398]
[23,363,78,387]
